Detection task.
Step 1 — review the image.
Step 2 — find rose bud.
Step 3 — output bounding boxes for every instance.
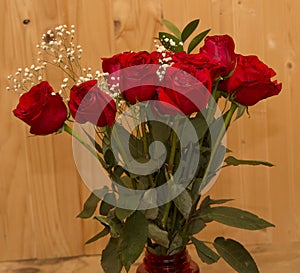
[200,35,237,77]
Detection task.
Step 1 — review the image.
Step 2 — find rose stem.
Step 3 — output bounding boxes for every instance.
[63,123,107,168]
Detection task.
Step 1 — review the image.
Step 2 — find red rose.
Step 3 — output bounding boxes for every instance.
[13,81,67,135]
[148,51,172,64]
[172,51,214,68]
[157,64,212,115]
[69,80,117,127]
[200,35,237,77]
[172,51,222,81]
[117,51,158,104]
[102,53,123,74]
[219,54,282,106]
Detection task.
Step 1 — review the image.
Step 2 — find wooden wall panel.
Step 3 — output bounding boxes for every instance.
[0,0,298,264]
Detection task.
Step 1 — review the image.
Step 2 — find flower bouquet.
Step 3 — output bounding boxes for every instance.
[7,19,281,273]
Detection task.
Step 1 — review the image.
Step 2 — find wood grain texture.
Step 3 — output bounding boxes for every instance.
[1,243,300,273]
[0,0,298,265]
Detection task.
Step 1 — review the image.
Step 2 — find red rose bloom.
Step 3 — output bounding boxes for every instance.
[200,35,237,77]
[157,65,212,115]
[69,80,117,127]
[102,52,124,74]
[172,51,215,68]
[117,51,158,104]
[219,54,282,106]
[172,51,222,81]
[13,81,67,135]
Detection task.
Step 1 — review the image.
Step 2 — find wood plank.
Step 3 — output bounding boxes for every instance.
[264,0,300,243]
[0,0,299,262]
[0,0,39,261]
[0,243,299,273]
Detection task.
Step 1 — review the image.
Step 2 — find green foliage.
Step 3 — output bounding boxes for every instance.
[235,104,248,121]
[85,227,109,244]
[148,223,169,248]
[120,211,148,271]
[161,18,210,52]
[99,193,116,216]
[187,218,206,235]
[144,207,159,220]
[162,18,181,39]
[168,232,183,255]
[101,238,123,273]
[79,18,277,273]
[192,237,220,264]
[214,237,260,273]
[94,216,122,238]
[115,208,135,221]
[200,195,234,210]
[224,156,274,167]
[181,19,200,42]
[187,29,211,53]
[158,32,183,52]
[200,206,275,230]
[77,187,108,218]
[173,189,192,219]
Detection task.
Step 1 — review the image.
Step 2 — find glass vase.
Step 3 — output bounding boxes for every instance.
[136,248,200,273]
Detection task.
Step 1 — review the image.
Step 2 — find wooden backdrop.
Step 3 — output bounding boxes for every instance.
[0,0,299,265]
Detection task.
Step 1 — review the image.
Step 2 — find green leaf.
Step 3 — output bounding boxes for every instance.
[85,227,109,244]
[181,19,200,42]
[114,165,124,177]
[190,116,208,140]
[136,176,150,190]
[192,237,220,264]
[148,223,169,248]
[120,176,133,188]
[162,18,181,39]
[213,237,259,273]
[202,206,275,230]
[200,195,234,210]
[188,29,211,53]
[101,238,123,273]
[224,156,274,167]
[100,193,116,216]
[174,190,192,219]
[168,232,183,255]
[115,208,135,221]
[235,104,247,121]
[159,32,183,52]
[148,120,171,142]
[226,147,233,153]
[187,218,206,235]
[102,134,111,155]
[120,211,148,271]
[144,208,159,220]
[77,187,108,218]
[104,149,116,168]
[94,216,122,238]
[116,192,140,218]
[129,134,144,160]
